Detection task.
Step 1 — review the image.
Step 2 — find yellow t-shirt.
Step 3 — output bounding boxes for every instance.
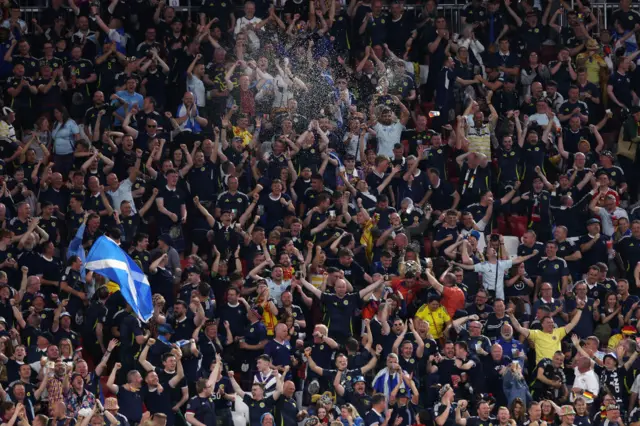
[528,327,567,364]
[576,53,606,85]
[232,126,253,146]
[415,305,451,339]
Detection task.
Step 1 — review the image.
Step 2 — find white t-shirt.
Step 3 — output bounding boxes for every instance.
[267,278,291,308]
[107,179,135,214]
[473,259,513,300]
[595,206,629,237]
[571,367,600,402]
[187,75,206,108]
[529,113,561,128]
[373,121,404,158]
[234,16,263,51]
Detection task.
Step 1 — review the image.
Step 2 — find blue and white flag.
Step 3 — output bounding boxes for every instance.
[85,236,153,321]
[372,367,406,399]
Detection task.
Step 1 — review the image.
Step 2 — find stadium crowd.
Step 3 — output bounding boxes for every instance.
[3,0,640,425]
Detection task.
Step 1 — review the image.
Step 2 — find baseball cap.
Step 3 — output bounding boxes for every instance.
[586,218,601,225]
[397,388,410,398]
[559,405,576,416]
[158,234,173,246]
[352,375,366,384]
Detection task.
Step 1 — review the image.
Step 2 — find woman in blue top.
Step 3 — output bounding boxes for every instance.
[51,106,80,178]
[339,404,364,426]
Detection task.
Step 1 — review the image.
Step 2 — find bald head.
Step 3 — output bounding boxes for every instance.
[283,381,295,397]
[577,357,591,371]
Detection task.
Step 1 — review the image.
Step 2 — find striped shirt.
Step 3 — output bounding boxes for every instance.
[253,370,277,397]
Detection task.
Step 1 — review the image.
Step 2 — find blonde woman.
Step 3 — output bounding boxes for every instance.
[340,403,364,426]
[58,338,77,364]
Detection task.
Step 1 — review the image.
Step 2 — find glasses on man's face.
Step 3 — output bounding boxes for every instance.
[147,125,157,128]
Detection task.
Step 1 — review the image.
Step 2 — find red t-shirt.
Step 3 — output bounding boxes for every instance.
[442,286,465,317]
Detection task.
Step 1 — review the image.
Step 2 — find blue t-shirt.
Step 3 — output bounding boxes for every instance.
[52,119,80,155]
[112,90,144,125]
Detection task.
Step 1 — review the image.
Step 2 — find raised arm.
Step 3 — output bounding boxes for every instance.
[508,310,530,339]
[565,299,585,334]
[106,362,121,394]
[358,277,384,299]
[298,277,323,299]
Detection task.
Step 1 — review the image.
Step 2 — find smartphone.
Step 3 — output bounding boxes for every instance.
[329,210,336,218]
[257,205,264,216]
[295,271,302,279]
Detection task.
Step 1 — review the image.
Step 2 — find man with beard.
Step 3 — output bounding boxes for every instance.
[455,399,495,426]
[169,299,205,342]
[372,99,410,158]
[46,358,71,406]
[496,324,525,365]
[326,248,373,288]
[106,364,144,426]
[65,373,96,416]
[306,341,380,397]
[141,361,184,426]
[139,345,187,425]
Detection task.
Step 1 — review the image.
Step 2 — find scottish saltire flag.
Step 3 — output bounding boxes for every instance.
[85,236,153,321]
[372,367,406,399]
